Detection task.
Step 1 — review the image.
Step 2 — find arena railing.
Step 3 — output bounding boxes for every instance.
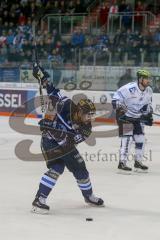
[107,11,156,34]
[41,13,96,35]
[41,11,156,36]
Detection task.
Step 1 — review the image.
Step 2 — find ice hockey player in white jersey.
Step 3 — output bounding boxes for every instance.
[112,69,153,172]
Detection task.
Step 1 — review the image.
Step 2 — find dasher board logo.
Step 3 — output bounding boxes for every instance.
[0,89,26,112]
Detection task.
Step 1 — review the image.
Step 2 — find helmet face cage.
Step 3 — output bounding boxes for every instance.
[77,99,96,115]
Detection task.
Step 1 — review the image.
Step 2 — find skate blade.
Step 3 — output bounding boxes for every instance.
[31,206,49,215]
[134,168,148,173]
[117,169,132,175]
[85,202,105,208]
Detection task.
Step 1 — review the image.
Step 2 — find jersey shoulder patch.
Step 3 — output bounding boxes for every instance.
[125,82,137,94]
[128,86,136,94]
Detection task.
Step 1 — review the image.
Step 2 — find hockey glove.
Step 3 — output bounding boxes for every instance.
[60,132,85,148]
[38,118,53,131]
[140,104,153,115]
[33,63,50,87]
[141,113,153,126]
[73,134,85,144]
[39,119,76,145]
[112,100,127,111]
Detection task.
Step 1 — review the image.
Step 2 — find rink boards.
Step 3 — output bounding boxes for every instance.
[0,83,160,124]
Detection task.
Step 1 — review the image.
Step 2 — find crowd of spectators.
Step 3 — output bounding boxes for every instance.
[0,0,160,67]
[0,0,88,66]
[98,0,160,29]
[78,27,160,66]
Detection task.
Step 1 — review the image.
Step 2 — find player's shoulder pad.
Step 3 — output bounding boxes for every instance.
[146,86,153,95]
[58,97,74,113]
[118,82,137,96]
[125,82,137,94]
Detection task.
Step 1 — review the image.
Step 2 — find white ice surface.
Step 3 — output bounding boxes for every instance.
[0,116,160,240]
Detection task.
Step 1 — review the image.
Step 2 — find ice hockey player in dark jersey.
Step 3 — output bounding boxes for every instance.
[31,64,104,214]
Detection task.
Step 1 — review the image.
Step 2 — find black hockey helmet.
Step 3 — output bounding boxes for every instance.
[77,98,96,114]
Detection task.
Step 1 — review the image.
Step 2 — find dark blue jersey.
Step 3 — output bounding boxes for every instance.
[39,83,92,146]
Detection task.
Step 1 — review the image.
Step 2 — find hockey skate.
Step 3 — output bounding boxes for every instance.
[84,194,104,207]
[31,196,50,214]
[134,160,148,173]
[118,162,132,174]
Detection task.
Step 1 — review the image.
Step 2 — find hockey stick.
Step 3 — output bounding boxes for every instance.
[152,112,160,125]
[32,19,45,113]
[153,112,160,117]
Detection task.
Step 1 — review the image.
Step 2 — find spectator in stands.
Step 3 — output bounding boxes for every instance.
[36,39,46,58]
[52,29,61,47]
[28,2,38,18]
[142,29,153,43]
[59,1,66,14]
[95,31,110,54]
[6,29,15,46]
[13,29,25,51]
[9,12,18,27]
[2,10,9,24]
[98,2,110,27]
[66,1,76,14]
[132,30,143,43]
[18,12,27,25]
[35,29,44,43]
[122,3,132,30]
[61,38,74,63]
[140,39,150,62]
[1,22,9,33]
[14,3,22,18]
[71,28,85,48]
[144,3,153,13]
[128,40,141,65]
[117,68,133,88]
[135,1,145,31]
[48,48,64,68]
[20,1,30,16]
[118,0,127,13]
[149,41,160,66]
[74,0,85,14]
[153,28,160,43]
[0,30,7,47]
[153,79,160,93]
[8,48,19,63]
[113,28,125,46]
[21,39,32,54]
[109,0,119,32]
[109,0,119,14]
[25,49,32,62]
[52,1,59,14]
[124,28,134,43]
[114,39,126,63]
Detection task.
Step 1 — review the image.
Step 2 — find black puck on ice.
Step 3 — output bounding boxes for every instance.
[86,218,93,221]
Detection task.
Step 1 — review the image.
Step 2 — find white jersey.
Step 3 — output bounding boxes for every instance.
[113,82,153,118]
